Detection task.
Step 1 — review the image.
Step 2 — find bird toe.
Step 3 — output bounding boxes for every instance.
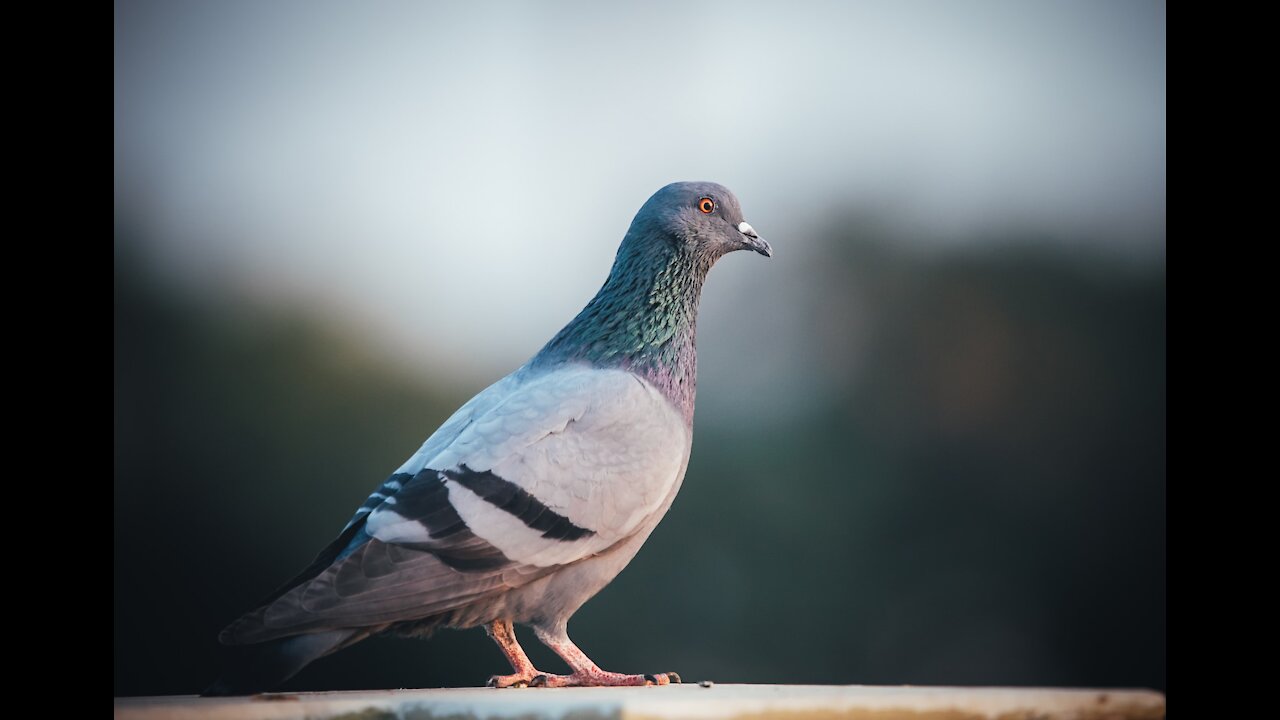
[488,673,534,689]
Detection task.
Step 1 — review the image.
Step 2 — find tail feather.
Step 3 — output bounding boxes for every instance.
[201,629,360,696]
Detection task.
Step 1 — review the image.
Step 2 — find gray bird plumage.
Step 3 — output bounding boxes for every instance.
[204,181,771,695]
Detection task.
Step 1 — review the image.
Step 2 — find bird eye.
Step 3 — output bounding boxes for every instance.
[698,197,715,214]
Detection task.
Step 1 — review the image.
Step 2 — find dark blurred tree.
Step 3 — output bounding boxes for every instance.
[115,225,485,694]
[114,213,1164,695]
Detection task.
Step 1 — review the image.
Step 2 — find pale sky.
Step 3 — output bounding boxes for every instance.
[115,0,1165,390]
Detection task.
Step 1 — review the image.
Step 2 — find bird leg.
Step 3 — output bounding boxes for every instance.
[528,626,680,688]
[484,620,544,688]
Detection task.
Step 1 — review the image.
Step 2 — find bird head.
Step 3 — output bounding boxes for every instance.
[630,181,772,260]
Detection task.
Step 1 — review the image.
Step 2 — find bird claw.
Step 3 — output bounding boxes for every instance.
[488,674,534,689]
[505,670,680,688]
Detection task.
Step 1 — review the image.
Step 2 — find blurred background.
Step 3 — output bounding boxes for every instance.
[114,0,1165,697]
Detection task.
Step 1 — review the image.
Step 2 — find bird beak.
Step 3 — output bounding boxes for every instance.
[737,222,773,258]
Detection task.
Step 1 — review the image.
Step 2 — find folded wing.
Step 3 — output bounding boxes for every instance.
[221,366,688,644]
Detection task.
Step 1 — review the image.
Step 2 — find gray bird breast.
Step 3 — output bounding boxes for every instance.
[443,442,691,634]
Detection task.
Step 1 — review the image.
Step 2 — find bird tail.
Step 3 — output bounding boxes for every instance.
[201,629,361,696]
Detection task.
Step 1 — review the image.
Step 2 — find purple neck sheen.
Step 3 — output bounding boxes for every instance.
[529,230,715,427]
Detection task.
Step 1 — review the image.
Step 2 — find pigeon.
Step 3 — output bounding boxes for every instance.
[204,181,772,695]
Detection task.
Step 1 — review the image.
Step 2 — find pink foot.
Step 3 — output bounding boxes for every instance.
[529,670,681,688]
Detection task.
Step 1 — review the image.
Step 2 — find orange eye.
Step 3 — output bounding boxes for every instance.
[698,197,715,214]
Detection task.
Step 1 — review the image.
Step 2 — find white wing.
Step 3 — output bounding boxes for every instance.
[367,364,689,568]
[221,364,690,643]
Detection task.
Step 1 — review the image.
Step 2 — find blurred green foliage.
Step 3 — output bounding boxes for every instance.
[114,215,1164,696]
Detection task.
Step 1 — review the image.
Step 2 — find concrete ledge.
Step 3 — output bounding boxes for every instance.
[114,684,1166,720]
